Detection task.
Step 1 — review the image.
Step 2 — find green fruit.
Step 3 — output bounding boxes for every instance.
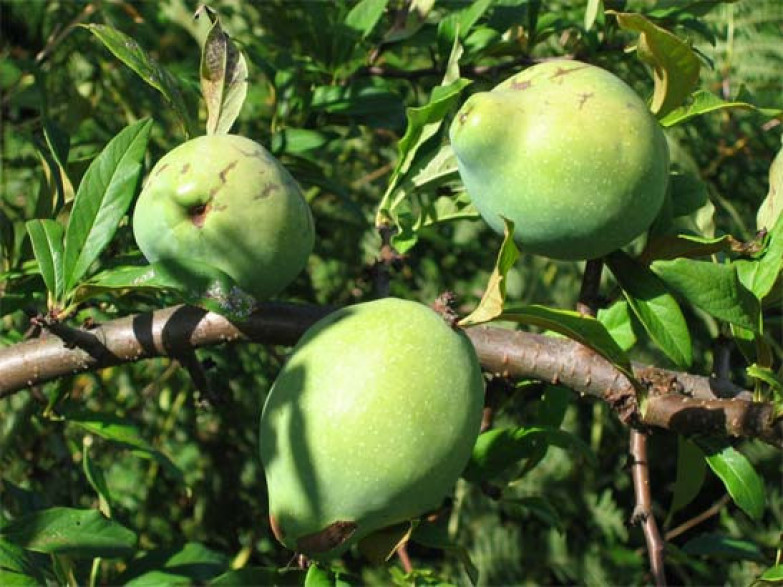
[259,298,484,559]
[133,134,314,300]
[450,60,670,260]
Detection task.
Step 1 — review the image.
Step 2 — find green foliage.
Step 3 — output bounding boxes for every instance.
[1,1,781,585]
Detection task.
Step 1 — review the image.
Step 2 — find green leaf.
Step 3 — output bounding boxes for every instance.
[459,218,519,327]
[682,532,766,562]
[62,119,153,294]
[82,24,192,135]
[651,258,760,331]
[612,12,701,118]
[64,409,184,485]
[597,300,637,352]
[666,436,706,524]
[464,426,596,483]
[410,518,478,586]
[0,539,47,582]
[0,569,41,586]
[607,251,692,368]
[344,0,388,38]
[500,304,634,376]
[200,16,248,135]
[759,565,783,582]
[736,213,783,301]
[696,438,765,521]
[83,437,113,518]
[757,137,783,232]
[660,89,782,127]
[25,219,64,300]
[504,496,564,533]
[304,564,333,587]
[119,542,228,585]
[584,0,604,31]
[210,567,306,586]
[0,507,137,558]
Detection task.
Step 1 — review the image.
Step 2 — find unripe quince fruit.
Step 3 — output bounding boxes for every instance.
[259,298,484,559]
[133,134,314,300]
[450,60,669,260]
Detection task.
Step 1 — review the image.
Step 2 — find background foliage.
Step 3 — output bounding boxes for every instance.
[1,1,782,585]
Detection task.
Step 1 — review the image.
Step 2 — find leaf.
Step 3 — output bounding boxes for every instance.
[736,213,783,301]
[82,24,192,135]
[651,258,760,331]
[757,137,783,233]
[64,408,184,485]
[612,12,701,118]
[25,219,64,300]
[210,567,307,586]
[682,532,766,562]
[606,251,692,368]
[119,542,228,585]
[464,426,596,483]
[666,436,706,524]
[504,496,564,533]
[410,518,478,586]
[660,89,782,127]
[584,0,604,31]
[344,0,388,38]
[597,300,637,352]
[459,218,519,326]
[200,16,248,135]
[0,539,47,583]
[0,507,137,558]
[83,437,113,518]
[759,565,783,582]
[696,438,765,521]
[62,119,152,294]
[500,305,634,376]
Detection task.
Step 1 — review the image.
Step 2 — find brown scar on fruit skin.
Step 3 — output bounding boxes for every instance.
[255,183,280,199]
[295,520,358,554]
[219,160,238,183]
[550,64,589,81]
[180,163,191,175]
[578,92,594,109]
[510,80,532,91]
[154,163,170,176]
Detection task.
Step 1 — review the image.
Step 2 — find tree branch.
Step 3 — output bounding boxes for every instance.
[0,303,780,447]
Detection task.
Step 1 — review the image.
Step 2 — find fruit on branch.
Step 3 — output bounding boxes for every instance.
[450,59,669,260]
[133,134,314,300]
[259,297,484,559]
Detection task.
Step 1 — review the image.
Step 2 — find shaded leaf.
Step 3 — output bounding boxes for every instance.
[345,0,388,38]
[83,437,113,518]
[464,426,596,483]
[82,24,192,135]
[0,539,47,582]
[358,522,413,564]
[666,436,706,524]
[200,16,248,135]
[25,219,64,300]
[696,437,765,521]
[210,567,306,586]
[459,218,519,327]
[119,542,228,586]
[411,518,478,586]
[606,251,692,368]
[651,257,760,331]
[0,507,137,558]
[682,532,766,562]
[62,119,153,294]
[757,138,783,233]
[613,12,701,118]
[504,496,564,533]
[736,213,783,301]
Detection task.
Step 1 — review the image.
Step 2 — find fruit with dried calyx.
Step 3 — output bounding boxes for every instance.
[449,59,669,260]
[133,134,314,300]
[259,297,484,559]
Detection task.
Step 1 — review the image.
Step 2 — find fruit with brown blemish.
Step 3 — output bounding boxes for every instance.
[133,134,314,300]
[449,60,670,260]
[259,297,484,559]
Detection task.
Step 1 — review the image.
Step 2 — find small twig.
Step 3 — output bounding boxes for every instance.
[372,225,399,299]
[664,494,731,542]
[576,258,604,317]
[397,542,414,574]
[174,349,219,408]
[630,431,667,586]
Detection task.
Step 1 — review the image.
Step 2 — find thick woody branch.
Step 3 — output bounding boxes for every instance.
[0,303,781,447]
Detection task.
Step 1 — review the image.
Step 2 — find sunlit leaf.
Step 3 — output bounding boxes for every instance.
[459,218,519,326]
[697,438,765,521]
[612,12,701,118]
[200,16,248,135]
[660,89,782,127]
[757,137,783,233]
[25,219,64,300]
